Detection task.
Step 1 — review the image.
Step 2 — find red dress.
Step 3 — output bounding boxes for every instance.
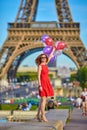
[39,64,54,97]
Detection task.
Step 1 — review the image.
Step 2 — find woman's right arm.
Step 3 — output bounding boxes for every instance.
[38,65,43,91]
[38,65,42,86]
[47,47,55,64]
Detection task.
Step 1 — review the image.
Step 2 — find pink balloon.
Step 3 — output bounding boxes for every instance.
[43,46,53,55]
[55,41,66,50]
[45,37,54,46]
[55,41,60,49]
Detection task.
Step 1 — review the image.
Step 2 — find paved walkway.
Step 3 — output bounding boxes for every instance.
[0,108,87,130]
[64,108,87,130]
[0,109,68,130]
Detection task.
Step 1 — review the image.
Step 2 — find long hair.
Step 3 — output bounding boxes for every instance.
[35,54,48,66]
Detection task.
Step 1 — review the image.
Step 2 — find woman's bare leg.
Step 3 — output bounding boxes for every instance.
[37,100,41,117]
[36,99,42,121]
[40,96,48,122]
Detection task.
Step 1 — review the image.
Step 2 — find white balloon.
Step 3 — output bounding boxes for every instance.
[55,50,62,56]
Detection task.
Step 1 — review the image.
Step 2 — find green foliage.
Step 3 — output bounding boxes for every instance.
[57,106,70,109]
[84,81,87,88]
[0,104,37,111]
[30,105,38,110]
[69,67,87,89]
[76,67,87,88]
[49,74,53,79]
[16,72,38,81]
[0,104,18,110]
[16,72,53,82]
[70,73,76,82]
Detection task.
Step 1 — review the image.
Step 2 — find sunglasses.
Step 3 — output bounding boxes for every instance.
[41,56,46,58]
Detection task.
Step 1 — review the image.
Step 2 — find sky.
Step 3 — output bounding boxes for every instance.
[0,0,87,68]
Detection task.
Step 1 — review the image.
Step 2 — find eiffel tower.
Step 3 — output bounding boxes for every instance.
[0,0,87,80]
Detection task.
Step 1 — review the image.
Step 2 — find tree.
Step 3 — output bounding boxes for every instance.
[70,73,76,82]
[76,67,87,88]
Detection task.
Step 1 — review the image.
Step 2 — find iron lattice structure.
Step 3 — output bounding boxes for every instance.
[0,0,87,80]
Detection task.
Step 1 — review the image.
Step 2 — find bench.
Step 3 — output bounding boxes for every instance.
[10,111,37,121]
[0,110,11,118]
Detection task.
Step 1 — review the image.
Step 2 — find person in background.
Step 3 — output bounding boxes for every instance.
[35,47,55,122]
[17,104,22,110]
[75,96,82,109]
[81,88,87,116]
[47,97,58,110]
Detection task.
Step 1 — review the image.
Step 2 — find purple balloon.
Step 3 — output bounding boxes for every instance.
[50,55,56,62]
[43,46,53,55]
[41,34,49,43]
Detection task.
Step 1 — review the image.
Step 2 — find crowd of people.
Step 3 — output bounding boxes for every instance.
[0,78,87,117]
[0,81,38,93]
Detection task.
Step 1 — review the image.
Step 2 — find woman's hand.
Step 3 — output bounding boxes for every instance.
[38,85,43,91]
[47,46,56,63]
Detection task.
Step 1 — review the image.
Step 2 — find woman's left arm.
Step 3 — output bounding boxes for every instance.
[47,47,56,64]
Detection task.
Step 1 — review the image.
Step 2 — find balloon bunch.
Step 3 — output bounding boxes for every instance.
[41,34,66,62]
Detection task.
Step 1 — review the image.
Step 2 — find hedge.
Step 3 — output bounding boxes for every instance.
[0,104,18,110]
[0,104,37,111]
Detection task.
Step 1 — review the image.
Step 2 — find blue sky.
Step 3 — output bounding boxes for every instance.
[0,0,87,68]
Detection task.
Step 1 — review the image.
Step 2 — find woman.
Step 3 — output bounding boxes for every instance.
[35,47,55,122]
